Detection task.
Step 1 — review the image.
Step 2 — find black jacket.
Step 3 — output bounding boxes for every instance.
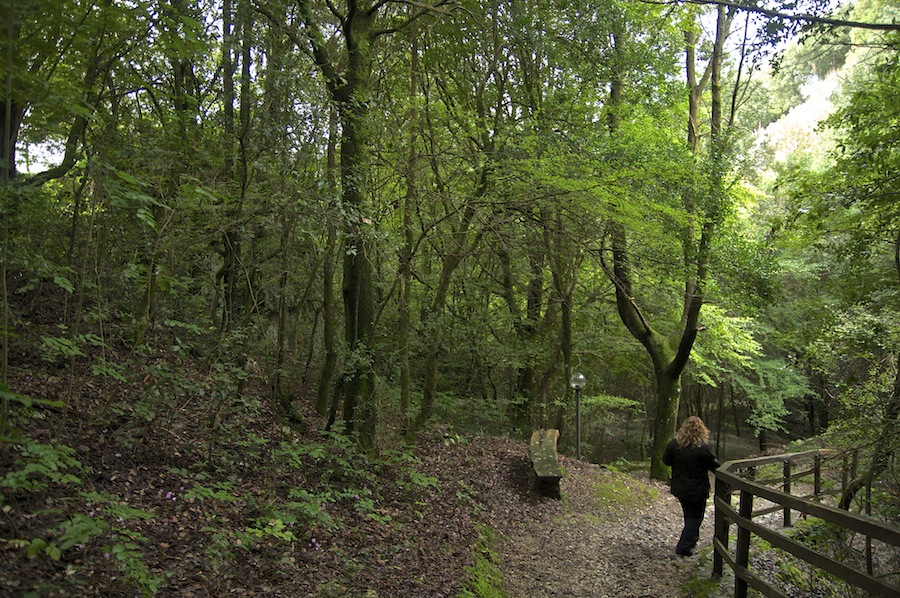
[662,439,720,502]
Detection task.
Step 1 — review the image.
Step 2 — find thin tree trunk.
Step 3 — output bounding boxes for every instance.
[413,198,480,431]
[498,244,543,433]
[1,3,13,437]
[398,16,419,431]
[272,213,292,415]
[545,209,576,434]
[317,228,338,417]
[316,109,340,417]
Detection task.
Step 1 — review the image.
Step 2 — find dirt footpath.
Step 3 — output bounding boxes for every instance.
[455,438,721,597]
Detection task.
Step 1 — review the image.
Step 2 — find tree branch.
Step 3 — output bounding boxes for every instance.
[254,0,342,98]
[373,0,455,35]
[19,114,88,191]
[650,0,900,32]
[598,230,655,346]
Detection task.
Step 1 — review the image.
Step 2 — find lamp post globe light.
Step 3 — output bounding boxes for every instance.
[569,372,586,460]
[570,372,586,390]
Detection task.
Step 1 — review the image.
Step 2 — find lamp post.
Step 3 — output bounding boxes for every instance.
[570,372,586,460]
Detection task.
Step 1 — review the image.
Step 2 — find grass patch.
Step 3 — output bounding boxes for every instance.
[679,574,722,598]
[592,471,661,512]
[458,525,507,598]
[604,458,650,474]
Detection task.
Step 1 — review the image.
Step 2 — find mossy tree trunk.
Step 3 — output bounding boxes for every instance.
[603,7,732,480]
[288,0,379,447]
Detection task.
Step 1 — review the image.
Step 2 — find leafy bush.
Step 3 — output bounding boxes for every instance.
[785,517,846,554]
[2,430,163,596]
[0,439,83,495]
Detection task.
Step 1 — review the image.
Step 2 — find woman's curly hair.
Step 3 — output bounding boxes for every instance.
[675,415,710,449]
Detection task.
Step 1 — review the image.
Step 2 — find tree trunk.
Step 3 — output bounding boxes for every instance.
[272,213,292,415]
[499,4,547,433]
[316,110,339,417]
[684,29,706,154]
[544,209,577,435]
[0,100,23,184]
[413,191,480,431]
[339,100,377,443]
[651,372,681,473]
[280,0,381,447]
[414,234,466,430]
[716,386,725,456]
[602,20,676,480]
[398,16,419,431]
[220,0,253,333]
[336,7,378,449]
[604,20,693,478]
[498,242,544,433]
[136,0,199,345]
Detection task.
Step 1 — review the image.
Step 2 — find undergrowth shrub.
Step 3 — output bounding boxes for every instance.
[2,416,163,596]
[184,429,439,571]
[774,517,849,594]
[0,438,83,494]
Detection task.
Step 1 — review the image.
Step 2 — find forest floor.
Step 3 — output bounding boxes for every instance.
[430,436,727,598]
[3,345,731,597]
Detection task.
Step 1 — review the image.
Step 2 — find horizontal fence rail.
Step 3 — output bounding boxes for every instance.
[712,449,900,598]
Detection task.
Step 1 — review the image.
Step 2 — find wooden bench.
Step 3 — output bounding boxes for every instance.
[529,428,564,498]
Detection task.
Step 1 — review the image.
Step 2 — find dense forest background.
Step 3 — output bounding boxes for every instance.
[1,0,899,591]
[4,0,900,475]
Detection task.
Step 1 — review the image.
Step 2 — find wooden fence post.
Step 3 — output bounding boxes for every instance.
[842,452,849,494]
[866,481,873,575]
[713,475,729,578]
[735,490,753,598]
[783,459,792,527]
[814,454,821,500]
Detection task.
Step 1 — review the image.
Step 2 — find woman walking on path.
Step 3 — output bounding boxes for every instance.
[663,416,720,557]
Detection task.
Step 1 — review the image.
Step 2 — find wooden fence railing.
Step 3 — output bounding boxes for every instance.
[712,449,900,597]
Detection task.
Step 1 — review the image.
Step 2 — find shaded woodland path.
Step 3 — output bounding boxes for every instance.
[419,436,722,597]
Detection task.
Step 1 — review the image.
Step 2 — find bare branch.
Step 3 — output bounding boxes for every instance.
[646,0,900,32]
[372,0,455,35]
[373,0,453,16]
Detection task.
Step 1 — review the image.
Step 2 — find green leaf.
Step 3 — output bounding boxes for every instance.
[136,206,157,231]
[53,274,74,293]
[0,383,63,408]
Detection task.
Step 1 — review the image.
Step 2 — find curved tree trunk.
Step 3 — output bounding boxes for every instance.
[413,202,477,431]
[839,352,900,510]
[603,8,732,480]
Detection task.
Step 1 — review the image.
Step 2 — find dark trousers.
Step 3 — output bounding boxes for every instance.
[676,498,707,555]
